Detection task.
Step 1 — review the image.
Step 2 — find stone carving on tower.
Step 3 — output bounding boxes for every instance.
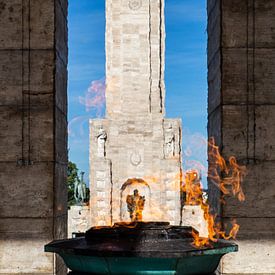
[126,189,146,221]
[96,127,107,158]
[90,0,182,226]
[164,123,176,158]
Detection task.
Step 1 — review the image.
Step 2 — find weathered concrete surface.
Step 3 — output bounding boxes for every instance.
[208,0,275,273]
[0,0,68,274]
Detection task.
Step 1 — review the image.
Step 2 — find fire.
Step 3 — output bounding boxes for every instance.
[184,137,247,247]
[208,137,246,202]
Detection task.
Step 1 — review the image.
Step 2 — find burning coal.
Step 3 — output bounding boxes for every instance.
[183,137,247,247]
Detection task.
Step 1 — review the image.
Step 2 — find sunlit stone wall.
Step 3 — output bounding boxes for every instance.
[0,1,68,274]
[90,0,182,226]
[208,0,275,273]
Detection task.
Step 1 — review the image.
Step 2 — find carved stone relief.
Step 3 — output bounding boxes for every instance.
[130,151,142,166]
[97,127,107,158]
[129,0,142,10]
[164,123,175,158]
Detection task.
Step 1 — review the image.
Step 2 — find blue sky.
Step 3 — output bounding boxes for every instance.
[68,0,207,187]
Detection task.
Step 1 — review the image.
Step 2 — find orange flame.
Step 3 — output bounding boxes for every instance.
[184,137,247,247]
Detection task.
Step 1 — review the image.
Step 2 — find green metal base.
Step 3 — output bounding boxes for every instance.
[45,224,237,275]
[61,253,223,274]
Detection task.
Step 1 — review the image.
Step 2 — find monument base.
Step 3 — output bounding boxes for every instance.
[68,205,90,238]
[181,205,208,238]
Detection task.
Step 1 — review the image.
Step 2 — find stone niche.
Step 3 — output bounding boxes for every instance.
[120,178,151,222]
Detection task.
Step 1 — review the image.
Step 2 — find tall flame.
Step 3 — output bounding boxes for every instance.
[184,137,247,247]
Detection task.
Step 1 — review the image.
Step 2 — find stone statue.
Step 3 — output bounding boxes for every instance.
[126,189,145,221]
[97,127,107,157]
[164,124,175,158]
[74,172,87,205]
[185,170,202,206]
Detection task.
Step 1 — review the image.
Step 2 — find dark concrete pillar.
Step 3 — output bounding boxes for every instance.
[208,0,275,273]
[0,0,68,274]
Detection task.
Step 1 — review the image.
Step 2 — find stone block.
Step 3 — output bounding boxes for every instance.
[255,0,275,48]
[221,105,250,159]
[255,105,275,161]
[30,105,54,162]
[207,106,222,147]
[55,108,67,163]
[0,238,53,274]
[57,0,68,18]
[221,0,248,48]
[207,0,220,65]
[54,214,67,240]
[0,0,55,49]
[55,254,67,275]
[55,55,68,115]
[0,162,53,218]
[208,51,221,114]
[0,104,55,162]
[208,180,222,217]
[223,217,275,240]
[222,49,248,105]
[30,0,55,49]
[222,239,275,274]
[254,49,275,104]
[220,48,275,107]
[54,163,67,217]
[55,0,68,65]
[0,0,22,48]
[0,50,54,106]
[0,217,52,239]
[207,0,219,15]
[223,162,275,218]
[0,106,22,161]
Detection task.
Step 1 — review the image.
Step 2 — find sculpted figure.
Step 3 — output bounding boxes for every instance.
[97,127,107,157]
[74,172,87,205]
[184,170,202,206]
[164,124,175,158]
[126,189,145,221]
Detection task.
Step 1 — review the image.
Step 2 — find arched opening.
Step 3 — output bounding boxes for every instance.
[120,178,151,222]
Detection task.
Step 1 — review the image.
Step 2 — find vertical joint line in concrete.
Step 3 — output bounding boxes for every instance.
[148,0,152,113]
[53,0,57,241]
[158,0,163,113]
[27,0,31,164]
[21,0,25,163]
[246,0,250,163]
[219,0,223,152]
[18,0,32,166]
[252,0,256,163]
[219,0,224,219]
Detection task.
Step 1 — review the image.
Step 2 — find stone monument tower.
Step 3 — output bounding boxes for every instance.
[89,0,182,226]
